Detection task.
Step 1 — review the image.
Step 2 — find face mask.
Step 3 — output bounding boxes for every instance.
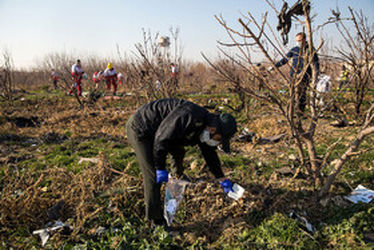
[200,129,220,147]
[297,41,303,47]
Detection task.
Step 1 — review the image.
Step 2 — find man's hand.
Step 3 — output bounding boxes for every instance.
[156,169,169,184]
[220,179,234,193]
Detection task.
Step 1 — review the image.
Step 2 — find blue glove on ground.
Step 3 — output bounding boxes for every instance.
[156,169,169,184]
[220,179,234,193]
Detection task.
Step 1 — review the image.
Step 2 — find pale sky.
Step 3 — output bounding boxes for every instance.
[0,0,373,70]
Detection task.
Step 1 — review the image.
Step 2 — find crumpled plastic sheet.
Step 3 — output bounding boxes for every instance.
[227,183,245,201]
[33,220,72,247]
[164,176,189,226]
[345,185,374,203]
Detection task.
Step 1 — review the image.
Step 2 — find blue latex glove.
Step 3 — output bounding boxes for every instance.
[220,179,234,193]
[156,169,169,184]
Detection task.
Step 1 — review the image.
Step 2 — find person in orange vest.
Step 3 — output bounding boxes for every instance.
[92,71,103,89]
[69,59,85,96]
[50,69,59,89]
[104,63,118,95]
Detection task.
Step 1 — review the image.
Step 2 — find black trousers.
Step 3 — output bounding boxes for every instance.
[126,115,163,222]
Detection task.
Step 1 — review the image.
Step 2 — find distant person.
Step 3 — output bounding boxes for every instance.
[50,69,59,89]
[338,64,350,90]
[256,63,266,91]
[126,98,237,228]
[170,63,179,77]
[69,59,85,96]
[92,71,103,90]
[169,63,179,93]
[104,63,118,95]
[269,32,320,113]
[117,72,124,85]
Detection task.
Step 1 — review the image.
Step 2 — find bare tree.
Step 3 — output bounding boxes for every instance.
[204,1,374,196]
[132,27,183,101]
[0,49,14,101]
[332,8,374,117]
[42,52,83,106]
[319,103,374,196]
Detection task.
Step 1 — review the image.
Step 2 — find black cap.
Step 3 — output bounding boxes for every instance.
[217,113,237,153]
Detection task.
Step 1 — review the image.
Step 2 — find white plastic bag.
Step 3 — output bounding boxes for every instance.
[163,176,189,226]
[316,74,331,93]
[227,183,245,201]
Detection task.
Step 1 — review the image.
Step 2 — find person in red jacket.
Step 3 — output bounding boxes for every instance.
[104,63,118,95]
[69,59,85,96]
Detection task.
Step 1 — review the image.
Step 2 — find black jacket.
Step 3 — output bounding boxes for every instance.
[130,98,224,178]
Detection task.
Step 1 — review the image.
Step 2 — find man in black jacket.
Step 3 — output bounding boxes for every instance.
[126,98,237,226]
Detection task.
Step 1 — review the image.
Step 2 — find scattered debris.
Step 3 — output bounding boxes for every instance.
[344,185,374,203]
[258,133,287,144]
[227,183,245,201]
[234,129,286,145]
[94,226,107,235]
[275,166,295,176]
[316,74,331,93]
[47,200,65,221]
[33,221,72,247]
[78,157,100,164]
[234,128,256,142]
[89,226,120,236]
[288,154,297,161]
[289,210,316,233]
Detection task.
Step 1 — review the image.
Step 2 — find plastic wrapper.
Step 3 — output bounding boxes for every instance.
[345,184,374,203]
[227,183,245,201]
[316,74,331,93]
[33,220,72,247]
[163,176,189,226]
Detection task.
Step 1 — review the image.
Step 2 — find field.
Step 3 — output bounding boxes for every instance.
[0,78,373,249]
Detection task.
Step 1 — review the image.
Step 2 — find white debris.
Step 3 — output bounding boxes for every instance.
[227,183,245,201]
[78,157,99,164]
[344,185,374,203]
[33,221,72,247]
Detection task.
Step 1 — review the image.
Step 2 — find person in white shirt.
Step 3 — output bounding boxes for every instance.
[69,59,85,96]
[103,63,118,95]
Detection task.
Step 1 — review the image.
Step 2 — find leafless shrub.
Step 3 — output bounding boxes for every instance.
[132,27,183,101]
[330,7,374,116]
[205,0,374,196]
[0,49,15,101]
